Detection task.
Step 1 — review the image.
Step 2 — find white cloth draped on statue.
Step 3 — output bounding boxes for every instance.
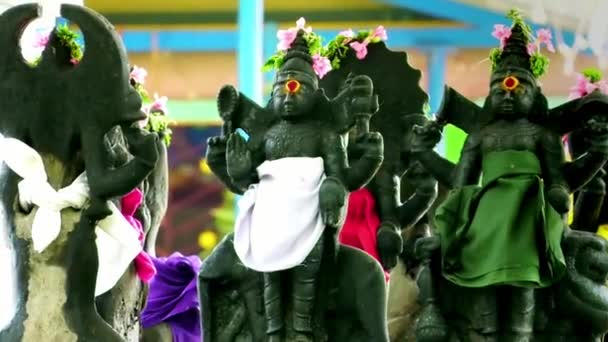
[0,134,142,297]
[234,157,326,272]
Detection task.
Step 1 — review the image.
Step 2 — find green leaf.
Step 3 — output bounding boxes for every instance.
[530,53,549,78]
[583,68,603,83]
[489,47,501,71]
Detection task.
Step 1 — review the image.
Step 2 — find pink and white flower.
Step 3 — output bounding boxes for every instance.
[349,41,369,60]
[535,28,555,53]
[312,54,332,78]
[130,65,148,84]
[569,73,598,99]
[492,24,511,49]
[33,30,50,48]
[276,17,312,51]
[150,93,169,114]
[372,25,388,41]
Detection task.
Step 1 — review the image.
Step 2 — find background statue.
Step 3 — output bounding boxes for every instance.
[0,4,167,341]
[317,30,438,341]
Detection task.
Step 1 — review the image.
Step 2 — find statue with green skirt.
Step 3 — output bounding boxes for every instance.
[410,10,608,342]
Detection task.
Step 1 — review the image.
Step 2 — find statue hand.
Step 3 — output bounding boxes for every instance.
[123,127,160,167]
[207,135,228,148]
[547,184,570,214]
[563,229,608,283]
[319,177,347,227]
[414,235,440,260]
[226,133,252,181]
[356,131,384,159]
[586,117,608,155]
[406,162,438,193]
[411,121,442,153]
[377,222,403,270]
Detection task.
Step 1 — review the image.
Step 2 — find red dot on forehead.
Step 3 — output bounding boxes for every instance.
[505,77,515,87]
[286,80,300,92]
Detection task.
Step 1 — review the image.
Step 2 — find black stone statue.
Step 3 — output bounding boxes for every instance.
[201,30,389,341]
[319,40,438,274]
[408,12,608,342]
[0,4,163,341]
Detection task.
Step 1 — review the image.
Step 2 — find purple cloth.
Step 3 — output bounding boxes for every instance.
[141,252,203,342]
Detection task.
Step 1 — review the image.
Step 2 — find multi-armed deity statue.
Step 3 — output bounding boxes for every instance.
[202,20,392,342]
[0,4,171,341]
[410,10,608,342]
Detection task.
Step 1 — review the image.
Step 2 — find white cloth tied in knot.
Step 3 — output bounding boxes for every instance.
[0,134,143,296]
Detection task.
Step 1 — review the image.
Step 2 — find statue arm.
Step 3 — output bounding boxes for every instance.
[452,133,481,188]
[398,179,438,228]
[413,150,457,188]
[323,132,383,191]
[84,127,158,199]
[563,152,608,192]
[205,139,249,194]
[540,130,569,190]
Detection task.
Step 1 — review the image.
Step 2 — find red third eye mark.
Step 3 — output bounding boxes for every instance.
[502,76,519,91]
[285,79,301,93]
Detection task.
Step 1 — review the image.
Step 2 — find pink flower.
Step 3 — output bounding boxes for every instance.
[492,24,511,49]
[536,28,555,53]
[350,41,369,59]
[338,29,355,39]
[598,80,608,94]
[295,17,312,34]
[527,42,537,55]
[70,57,79,65]
[33,31,50,48]
[569,73,596,99]
[372,25,388,41]
[312,54,332,78]
[276,17,312,51]
[277,28,298,51]
[150,93,169,114]
[130,65,148,84]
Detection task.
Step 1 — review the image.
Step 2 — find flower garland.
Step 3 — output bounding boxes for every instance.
[26,25,173,146]
[568,68,608,99]
[324,26,387,69]
[489,9,554,78]
[262,18,330,78]
[262,18,388,79]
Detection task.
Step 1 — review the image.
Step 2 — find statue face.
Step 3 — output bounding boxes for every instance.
[272,72,317,119]
[488,73,536,119]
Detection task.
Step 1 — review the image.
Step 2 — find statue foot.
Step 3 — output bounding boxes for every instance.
[266,331,282,342]
[293,332,314,342]
[503,332,532,342]
[416,303,449,342]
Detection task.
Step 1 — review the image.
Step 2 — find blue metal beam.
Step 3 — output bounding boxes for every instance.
[380,0,504,28]
[120,26,506,53]
[380,0,585,52]
[237,0,264,104]
[425,47,450,156]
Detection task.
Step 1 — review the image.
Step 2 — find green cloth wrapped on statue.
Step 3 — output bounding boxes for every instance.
[435,149,566,288]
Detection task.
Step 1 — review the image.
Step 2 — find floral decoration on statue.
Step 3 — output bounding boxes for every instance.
[28,24,83,66]
[324,26,388,68]
[568,68,608,99]
[489,9,554,78]
[262,18,388,78]
[26,25,173,146]
[263,17,331,78]
[129,66,174,146]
